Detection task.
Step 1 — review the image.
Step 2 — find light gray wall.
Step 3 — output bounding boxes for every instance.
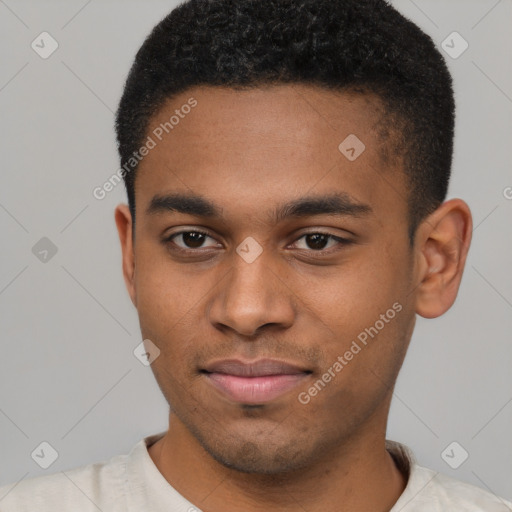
[0,0,511,502]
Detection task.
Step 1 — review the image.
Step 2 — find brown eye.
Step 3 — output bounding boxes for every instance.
[292,232,351,252]
[164,230,219,251]
[180,232,207,249]
[303,233,330,250]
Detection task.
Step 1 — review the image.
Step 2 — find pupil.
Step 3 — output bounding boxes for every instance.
[183,232,205,248]
[306,234,328,250]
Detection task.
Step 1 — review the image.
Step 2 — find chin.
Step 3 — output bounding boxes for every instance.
[196,429,317,475]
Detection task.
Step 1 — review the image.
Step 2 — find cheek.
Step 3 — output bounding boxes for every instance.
[133,247,222,366]
[134,261,202,394]
[134,243,196,322]
[299,245,411,377]
[133,257,187,352]
[303,253,404,332]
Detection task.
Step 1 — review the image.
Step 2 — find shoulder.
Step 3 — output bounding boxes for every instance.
[386,441,512,511]
[0,452,127,512]
[396,463,512,511]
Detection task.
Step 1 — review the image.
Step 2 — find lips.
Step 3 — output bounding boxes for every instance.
[201,358,311,404]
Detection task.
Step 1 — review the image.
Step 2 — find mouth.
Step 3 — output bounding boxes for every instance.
[200,358,313,404]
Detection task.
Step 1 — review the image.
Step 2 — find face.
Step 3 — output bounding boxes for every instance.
[120,84,420,474]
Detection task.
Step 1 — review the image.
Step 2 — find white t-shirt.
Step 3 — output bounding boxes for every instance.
[0,431,511,511]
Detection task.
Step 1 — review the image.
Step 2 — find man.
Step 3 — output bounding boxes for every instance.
[1,0,510,510]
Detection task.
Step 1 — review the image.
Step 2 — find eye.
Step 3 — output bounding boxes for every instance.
[163,229,353,255]
[164,230,219,251]
[290,232,352,252]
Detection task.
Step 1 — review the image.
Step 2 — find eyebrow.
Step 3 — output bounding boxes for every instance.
[146,192,372,223]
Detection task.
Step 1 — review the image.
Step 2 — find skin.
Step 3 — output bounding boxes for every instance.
[115,84,472,512]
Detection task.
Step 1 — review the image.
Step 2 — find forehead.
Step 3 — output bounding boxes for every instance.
[135,84,407,225]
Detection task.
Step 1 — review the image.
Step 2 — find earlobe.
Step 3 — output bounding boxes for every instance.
[114,204,137,307]
[414,199,472,319]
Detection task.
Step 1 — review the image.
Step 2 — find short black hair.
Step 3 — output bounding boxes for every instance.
[115,0,455,243]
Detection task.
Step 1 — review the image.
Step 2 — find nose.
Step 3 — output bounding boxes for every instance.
[208,253,296,337]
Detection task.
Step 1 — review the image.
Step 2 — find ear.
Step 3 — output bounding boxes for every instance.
[414,198,472,318]
[115,204,137,307]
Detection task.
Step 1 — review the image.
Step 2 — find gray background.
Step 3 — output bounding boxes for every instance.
[1,0,511,503]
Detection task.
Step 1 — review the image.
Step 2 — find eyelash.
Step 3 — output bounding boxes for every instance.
[162,229,353,256]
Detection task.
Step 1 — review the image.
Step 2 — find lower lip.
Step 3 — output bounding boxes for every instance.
[204,372,309,404]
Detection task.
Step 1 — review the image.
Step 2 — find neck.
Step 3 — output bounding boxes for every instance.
[148,413,407,512]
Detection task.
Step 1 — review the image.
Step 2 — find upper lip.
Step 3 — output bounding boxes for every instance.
[202,358,311,377]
